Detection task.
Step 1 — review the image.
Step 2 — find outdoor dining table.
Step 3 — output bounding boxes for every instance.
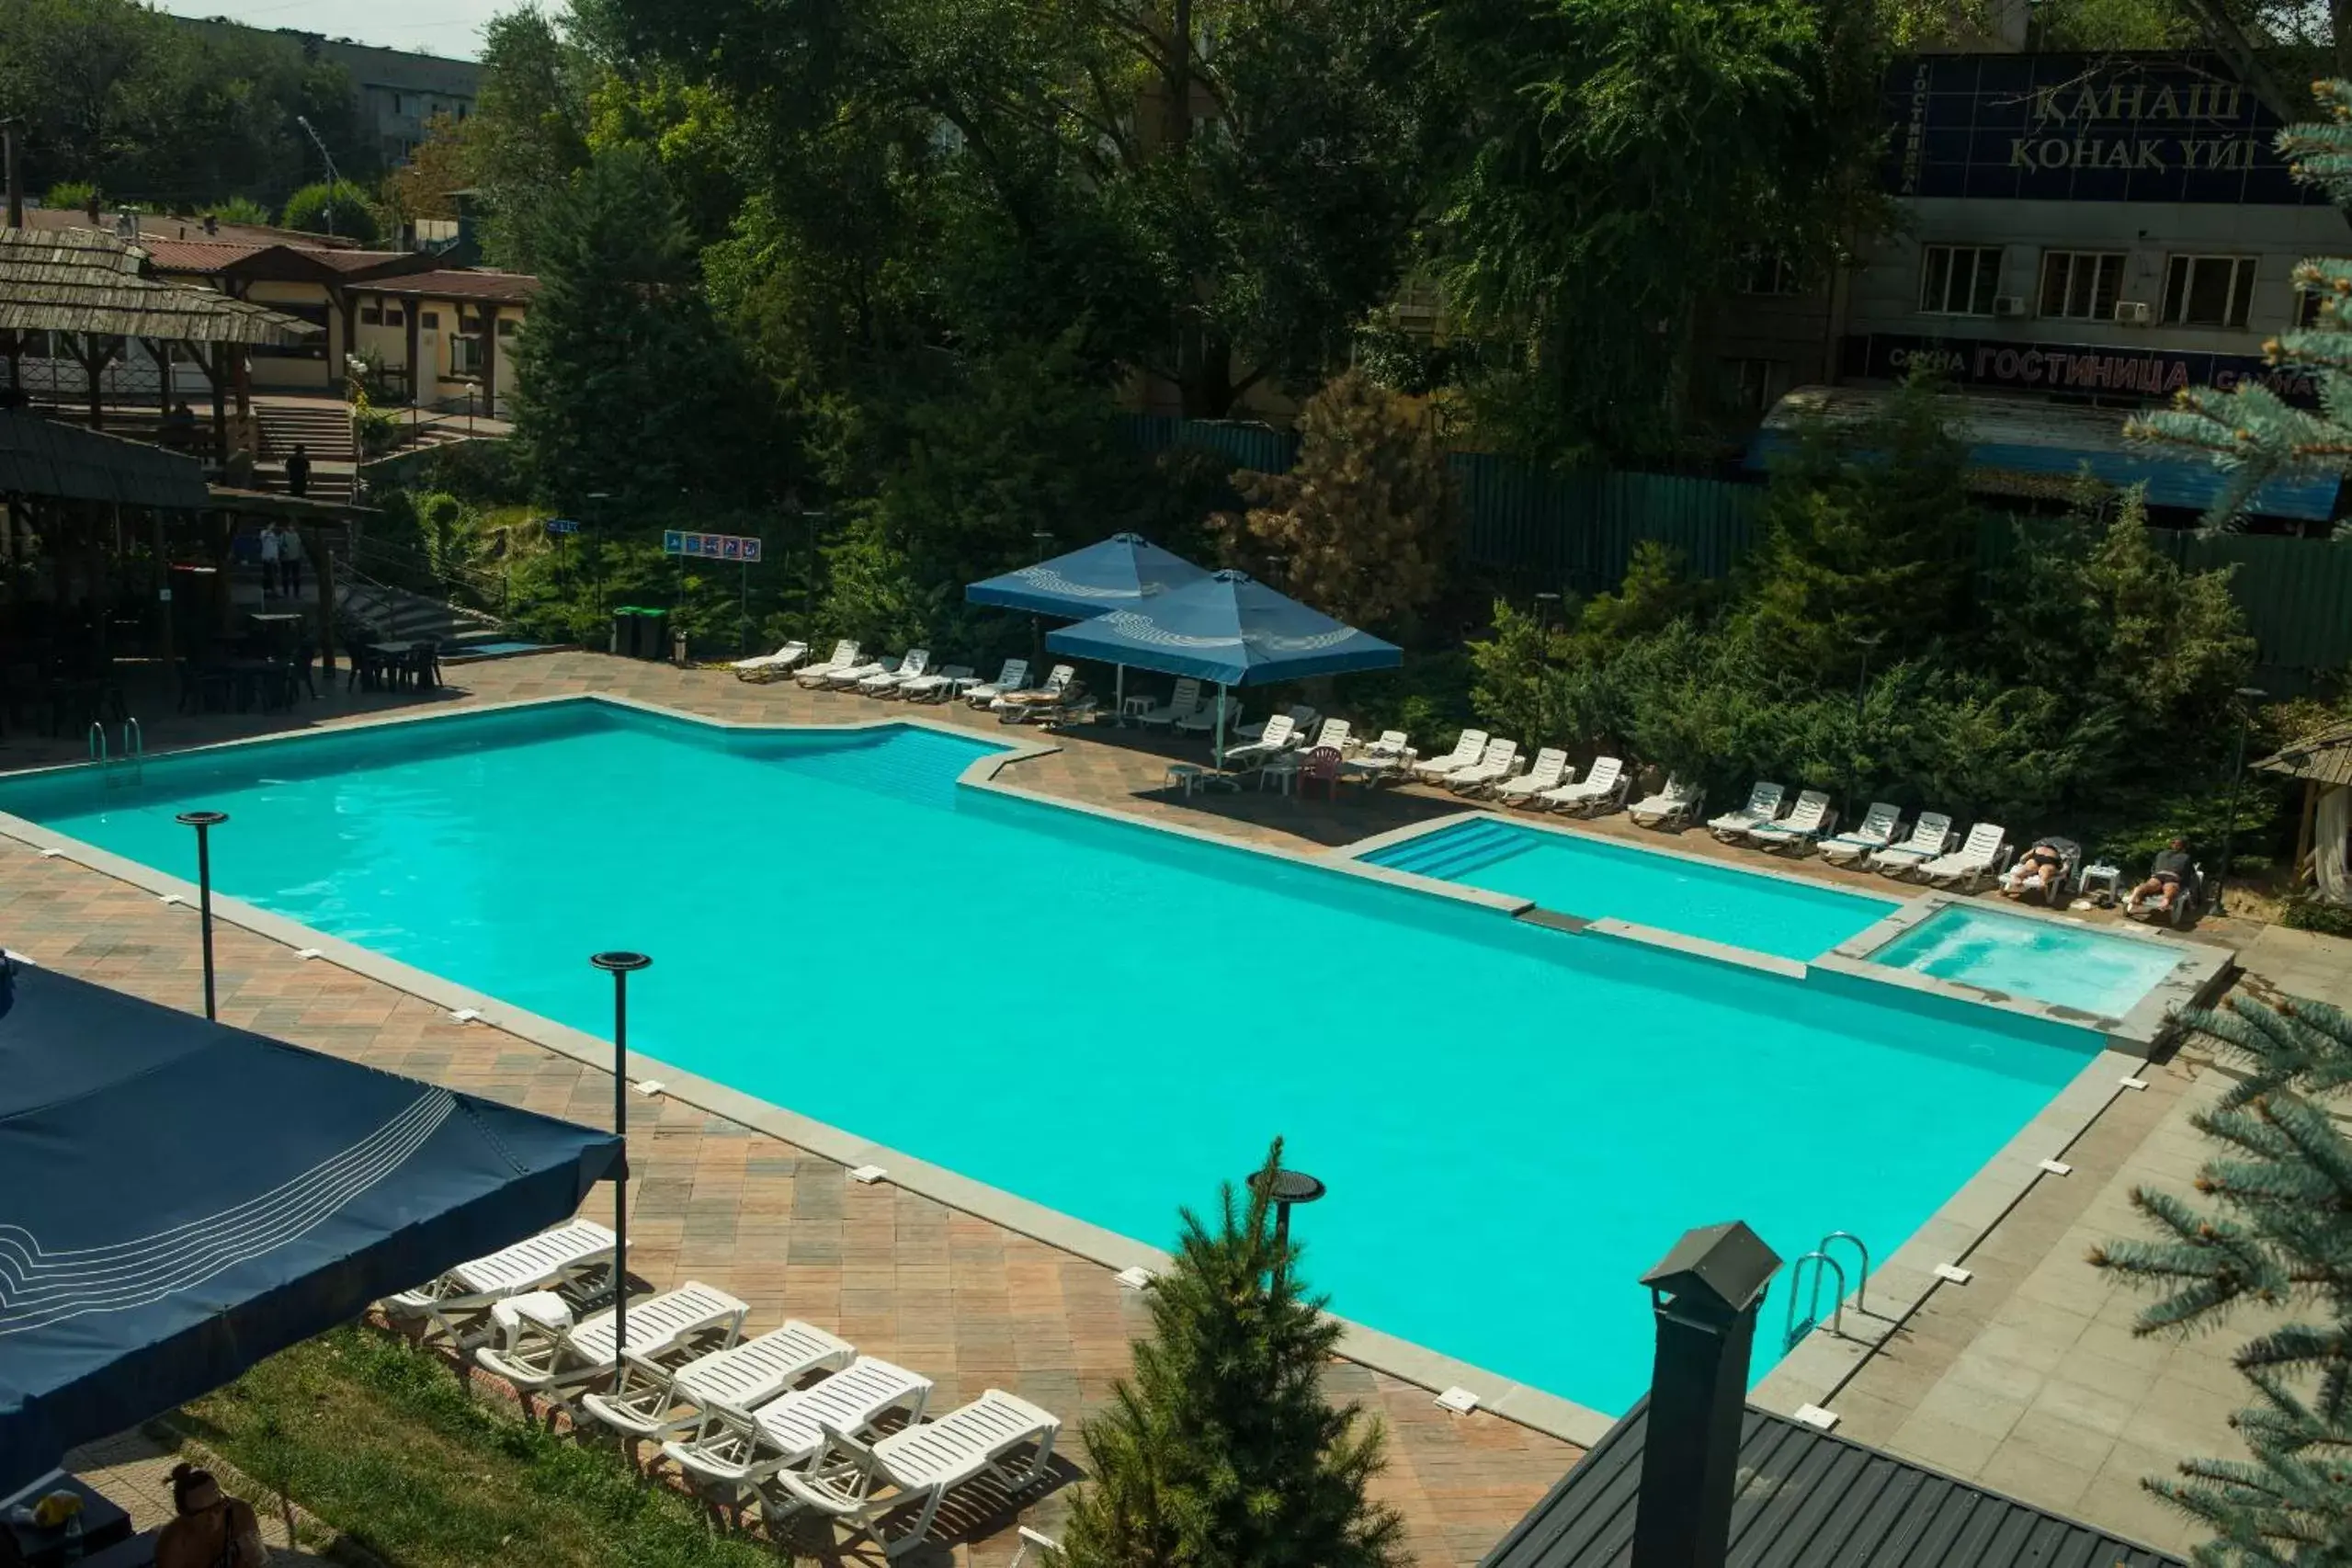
[3,1472,134,1566]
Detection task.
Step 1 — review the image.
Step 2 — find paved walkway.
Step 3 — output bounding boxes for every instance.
[5,650,2337,1562]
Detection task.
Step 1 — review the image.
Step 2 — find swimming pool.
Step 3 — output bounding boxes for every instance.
[1866,904,2186,1017]
[1362,817,1898,962]
[0,701,2101,1416]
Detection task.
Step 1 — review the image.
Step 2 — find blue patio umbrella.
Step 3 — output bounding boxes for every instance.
[1047,569,1401,767]
[0,962,621,1493]
[966,533,1213,711]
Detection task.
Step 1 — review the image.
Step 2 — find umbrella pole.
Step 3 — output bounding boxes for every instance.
[1116,665,1125,723]
[1215,685,1227,772]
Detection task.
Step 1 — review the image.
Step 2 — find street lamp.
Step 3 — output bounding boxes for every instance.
[2213,686,2268,915]
[1246,1165,1326,1276]
[590,949,652,1352]
[176,811,228,1019]
[1029,529,1054,665]
[1846,631,1885,823]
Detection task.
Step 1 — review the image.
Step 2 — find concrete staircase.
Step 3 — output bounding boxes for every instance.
[335,578,506,650]
[254,397,357,503]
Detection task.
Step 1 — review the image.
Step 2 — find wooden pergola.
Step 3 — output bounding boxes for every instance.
[2256,721,2352,903]
[0,227,316,467]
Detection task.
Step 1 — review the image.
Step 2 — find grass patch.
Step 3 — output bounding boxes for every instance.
[177,1326,778,1568]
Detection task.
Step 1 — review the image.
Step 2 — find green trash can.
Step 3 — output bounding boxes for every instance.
[640,608,670,661]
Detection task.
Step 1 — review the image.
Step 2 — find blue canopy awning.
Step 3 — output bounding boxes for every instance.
[1046,569,1402,687]
[0,963,620,1492]
[965,532,1213,619]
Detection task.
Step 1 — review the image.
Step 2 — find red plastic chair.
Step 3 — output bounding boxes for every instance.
[1301,746,1344,801]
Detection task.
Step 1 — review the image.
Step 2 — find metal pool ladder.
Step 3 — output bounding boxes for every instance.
[92,717,143,788]
[1784,1230,1870,1349]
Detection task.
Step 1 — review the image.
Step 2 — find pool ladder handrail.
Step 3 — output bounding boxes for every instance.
[94,717,144,787]
[1784,1231,1871,1349]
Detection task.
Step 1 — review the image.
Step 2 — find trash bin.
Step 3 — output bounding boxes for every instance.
[640,608,669,661]
[608,608,636,657]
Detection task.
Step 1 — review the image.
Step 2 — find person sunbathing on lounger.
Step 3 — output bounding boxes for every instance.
[2125,838,2195,918]
[2001,841,2068,903]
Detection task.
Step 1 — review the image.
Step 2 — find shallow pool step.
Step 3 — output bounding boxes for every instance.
[773,731,988,809]
[1369,820,1527,883]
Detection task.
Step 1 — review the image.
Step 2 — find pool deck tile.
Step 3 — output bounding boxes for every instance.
[8,650,2349,1563]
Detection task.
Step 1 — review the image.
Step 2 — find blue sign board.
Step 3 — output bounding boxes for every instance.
[544,517,581,535]
[663,530,762,563]
[1886,53,2321,205]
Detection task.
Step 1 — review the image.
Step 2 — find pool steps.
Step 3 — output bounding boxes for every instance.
[1363,818,1526,882]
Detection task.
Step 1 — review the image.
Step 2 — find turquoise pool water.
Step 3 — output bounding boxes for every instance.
[1364,817,1898,962]
[1869,905,2183,1017]
[0,701,2097,1415]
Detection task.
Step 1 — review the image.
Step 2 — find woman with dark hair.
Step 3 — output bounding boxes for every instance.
[155,1465,267,1568]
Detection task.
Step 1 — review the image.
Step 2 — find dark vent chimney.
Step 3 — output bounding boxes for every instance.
[1630,1221,1781,1568]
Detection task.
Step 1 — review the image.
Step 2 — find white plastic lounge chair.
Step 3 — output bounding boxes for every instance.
[1869,812,1955,875]
[1495,749,1572,806]
[1361,730,1410,759]
[1447,738,1524,797]
[1410,731,1488,782]
[768,1389,1062,1559]
[1626,777,1704,830]
[1238,705,1316,744]
[1223,714,1299,768]
[1132,677,1202,729]
[1301,718,1351,754]
[821,652,893,689]
[664,1356,935,1497]
[1818,802,1903,865]
[858,648,928,696]
[473,1280,746,1403]
[1917,822,2009,890]
[897,663,970,702]
[994,664,1074,712]
[1539,756,1627,814]
[1748,790,1836,853]
[382,1219,619,1346]
[961,659,1029,707]
[731,642,808,682]
[795,642,862,688]
[580,1319,856,1442]
[1175,695,1231,737]
[1708,781,1787,841]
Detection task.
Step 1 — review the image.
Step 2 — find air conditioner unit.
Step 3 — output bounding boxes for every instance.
[1993,295,2028,317]
[2113,301,2153,325]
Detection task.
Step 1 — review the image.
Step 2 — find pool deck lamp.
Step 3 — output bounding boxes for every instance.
[2215,686,2268,915]
[176,811,229,1019]
[1247,1165,1327,1259]
[590,949,652,1351]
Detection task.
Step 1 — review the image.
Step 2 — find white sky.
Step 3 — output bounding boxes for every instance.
[157,0,511,61]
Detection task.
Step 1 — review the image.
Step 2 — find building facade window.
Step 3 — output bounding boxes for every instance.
[384,308,404,326]
[495,317,517,336]
[2296,285,2330,329]
[1918,244,2004,316]
[2163,255,2257,327]
[420,312,439,330]
[2038,251,2125,321]
[1735,250,1800,296]
[451,335,484,377]
[360,305,383,325]
[1719,358,1788,415]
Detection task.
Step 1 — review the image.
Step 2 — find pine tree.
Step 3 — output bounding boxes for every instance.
[2088,994,2352,1566]
[1052,1141,1406,1568]
[1219,371,1458,634]
[2130,81,2352,537]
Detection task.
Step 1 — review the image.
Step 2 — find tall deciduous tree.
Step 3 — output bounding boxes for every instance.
[466,6,599,269]
[1217,371,1457,633]
[1432,0,1889,462]
[2090,994,2352,1566]
[1051,1140,1406,1568]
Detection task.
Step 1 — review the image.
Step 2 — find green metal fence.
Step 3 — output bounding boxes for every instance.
[1120,415,2352,686]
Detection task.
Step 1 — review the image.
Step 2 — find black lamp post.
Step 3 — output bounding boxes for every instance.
[1846,631,1884,822]
[2214,686,2268,915]
[586,492,611,617]
[1029,529,1054,666]
[176,810,228,1019]
[590,949,651,1351]
[1247,1165,1326,1278]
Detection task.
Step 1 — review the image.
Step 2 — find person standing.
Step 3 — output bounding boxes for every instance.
[278,522,304,598]
[256,520,280,599]
[285,442,312,499]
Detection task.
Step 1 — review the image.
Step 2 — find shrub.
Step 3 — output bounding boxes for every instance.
[281,180,383,244]
[43,180,98,213]
[2281,896,2352,937]
[210,196,273,227]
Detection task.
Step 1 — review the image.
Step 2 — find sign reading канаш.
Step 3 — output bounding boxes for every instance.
[1887,52,2320,206]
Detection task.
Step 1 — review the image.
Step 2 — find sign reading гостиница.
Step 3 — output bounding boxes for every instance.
[1842,332,2322,405]
[1887,53,2323,205]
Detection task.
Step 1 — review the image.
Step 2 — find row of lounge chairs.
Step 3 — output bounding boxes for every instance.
[381,1221,1060,1560]
[1687,782,2014,889]
[1410,732,1630,813]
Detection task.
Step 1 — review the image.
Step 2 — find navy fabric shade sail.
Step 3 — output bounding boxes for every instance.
[0,963,621,1492]
[1046,569,1402,687]
[964,532,1212,619]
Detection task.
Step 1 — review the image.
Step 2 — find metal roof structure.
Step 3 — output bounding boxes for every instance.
[0,411,209,509]
[2258,720,2352,790]
[0,227,317,346]
[351,268,541,305]
[1482,1398,2184,1568]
